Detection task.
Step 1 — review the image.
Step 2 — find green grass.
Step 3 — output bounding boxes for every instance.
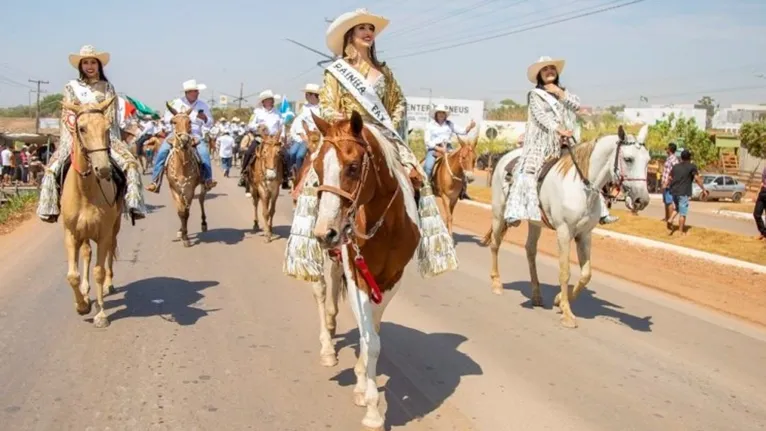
[0,192,39,226]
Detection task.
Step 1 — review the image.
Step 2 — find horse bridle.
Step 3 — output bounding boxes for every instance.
[444,144,474,183]
[72,107,113,177]
[612,139,647,191]
[316,136,400,242]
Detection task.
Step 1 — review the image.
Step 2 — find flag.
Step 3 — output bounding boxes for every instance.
[639,96,649,103]
[125,95,160,119]
[279,96,295,122]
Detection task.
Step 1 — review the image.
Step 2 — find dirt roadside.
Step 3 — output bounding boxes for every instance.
[450,201,766,327]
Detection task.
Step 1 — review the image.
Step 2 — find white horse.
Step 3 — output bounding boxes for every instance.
[481,125,651,328]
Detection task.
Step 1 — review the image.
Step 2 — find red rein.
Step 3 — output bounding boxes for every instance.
[328,248,383,304]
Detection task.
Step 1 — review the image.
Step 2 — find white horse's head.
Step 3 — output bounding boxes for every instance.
[613,125,651,212]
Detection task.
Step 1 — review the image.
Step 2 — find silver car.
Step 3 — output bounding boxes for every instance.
[692,174,746,202]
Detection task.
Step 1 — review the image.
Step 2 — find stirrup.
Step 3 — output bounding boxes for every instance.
[599,215,619,225]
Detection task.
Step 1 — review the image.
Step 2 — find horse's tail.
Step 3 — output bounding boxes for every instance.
[479,226,493,247]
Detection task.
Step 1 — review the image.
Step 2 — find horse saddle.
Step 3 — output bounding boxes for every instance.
[59,155,128,200]
[503,156,559,189]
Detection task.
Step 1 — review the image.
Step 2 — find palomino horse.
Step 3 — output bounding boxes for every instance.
[481,125,650,328]
[311,111,420,431]
[290,121,323,206]
[430,135,478,237]
[164,103,208,247]
[60,96,124,328]
[248,129,284,242]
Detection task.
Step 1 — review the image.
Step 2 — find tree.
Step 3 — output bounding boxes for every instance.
[605,104,625,115]
[696,95,718,129]
[38,93,63,117]
[647,114,717,168]
[739,121,766,158]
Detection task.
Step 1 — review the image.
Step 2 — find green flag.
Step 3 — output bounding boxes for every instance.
[125,96,160,119]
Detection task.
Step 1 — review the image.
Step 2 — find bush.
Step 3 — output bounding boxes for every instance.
[740,122,766,158]
[646,114,716,169]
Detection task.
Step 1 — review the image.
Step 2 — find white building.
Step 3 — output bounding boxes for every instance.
[406,97,484,132]
[712,104,766,133]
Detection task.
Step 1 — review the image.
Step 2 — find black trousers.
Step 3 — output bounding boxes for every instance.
[755,189,766,236]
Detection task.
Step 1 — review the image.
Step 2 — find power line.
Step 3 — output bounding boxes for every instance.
[387,0,648,60]
[384,0,502,40]
[594,84,766,105]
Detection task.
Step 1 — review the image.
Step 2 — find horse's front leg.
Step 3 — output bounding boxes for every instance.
[91,238,111,328]
[440,193,453,237]
[326,261,343,337]
[312,276,337,367]
[260,190,271,242]
[487,215,508,295]
[65,230,90,315]
[571,232,593,301]
[526,224,543,307]
[79,241,92,300]
[251,187,260,232]
[265,192,278,242]
[553,226,577,328]
[199,189,208,233]
[179,206,191,248]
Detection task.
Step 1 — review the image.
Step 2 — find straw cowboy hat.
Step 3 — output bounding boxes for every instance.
[258,90,275,103]
[303,83,320,94]
[231,117,240,122]
[527,56,565,83]
[182,79,207,92]
[431,104,450,118]
[69,45,110,69]
[326,9,390,56]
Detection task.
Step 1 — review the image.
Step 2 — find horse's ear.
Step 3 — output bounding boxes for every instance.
[312,112,330,136]
[456,135,466,147]
[302,119,310,135]
[617,125,626,141]
[98,95,116,112]
[166,102,178,116]
[61,101,81,115]
[636,124,649,144]
[349,110,364,136]
[472,135,479,148]
[275,126,283,142]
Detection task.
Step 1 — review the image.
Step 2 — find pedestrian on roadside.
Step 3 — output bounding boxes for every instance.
[20,145,30,184]
[661,142,679,222]
[1,144,13,185]
[665,149,708,236]
[754,164,766,241]
[217,130,235,178]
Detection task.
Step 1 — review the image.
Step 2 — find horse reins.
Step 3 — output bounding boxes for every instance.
[443,145,472,183]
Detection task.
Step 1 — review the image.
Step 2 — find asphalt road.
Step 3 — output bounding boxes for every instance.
[1,166,765,431]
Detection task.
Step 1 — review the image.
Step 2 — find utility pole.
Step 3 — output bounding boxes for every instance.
[28,79,49,133]
[237,83,244,108]
[28,89,34,118]
[421,87,433,106]
[208,90,216,108]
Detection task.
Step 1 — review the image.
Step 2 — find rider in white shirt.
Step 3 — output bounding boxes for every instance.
[423,104,476,198]
[146,79,216,193]
[239,90,284,189]
[288,83,321,176]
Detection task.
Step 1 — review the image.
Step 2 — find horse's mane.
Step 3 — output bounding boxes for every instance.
[556,136,600,178]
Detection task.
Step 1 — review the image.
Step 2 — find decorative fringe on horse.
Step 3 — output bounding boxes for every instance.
[283,167,459,281]
[282,166,325,281]
[416,184,459,277]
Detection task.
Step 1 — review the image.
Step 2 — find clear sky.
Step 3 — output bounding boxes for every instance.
[1,0,765,111]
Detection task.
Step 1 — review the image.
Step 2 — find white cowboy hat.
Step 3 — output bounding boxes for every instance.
[69,45,110,69]
[527,56,565,84]
[231,116,240,122]
[258,90,275,103]
[303,83,320,94]
[431,104,450,118]
[182,79,207,92]
[326,9,390,57]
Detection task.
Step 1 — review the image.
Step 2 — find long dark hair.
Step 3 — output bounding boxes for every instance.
[535,71,565,93]
[78,59,109,82]
[342,25,386,68]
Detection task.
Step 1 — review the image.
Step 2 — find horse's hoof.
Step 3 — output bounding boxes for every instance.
[353,392,367,407]
[492,287,503,295]
[560,315,578,329]
[531,295,544,307]
[320,354,338,367]
[176,231,183,239]
[104,284,115,296]
[553,293,561,307]
[362,425,384,431]
[93,315,110,329]
[201,224,208,233]
[183,240,191,248]
[76,300,92,316]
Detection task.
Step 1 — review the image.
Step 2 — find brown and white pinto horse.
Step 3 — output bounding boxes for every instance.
[248,129,284,242]
[431,135,478,237]
[311,111,420,431]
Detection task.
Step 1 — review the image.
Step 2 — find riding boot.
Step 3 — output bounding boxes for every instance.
[459,182,471,200]
[281,157,290,190]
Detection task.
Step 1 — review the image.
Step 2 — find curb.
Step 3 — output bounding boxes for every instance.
[458,199,766,275]
[715,209,753,220]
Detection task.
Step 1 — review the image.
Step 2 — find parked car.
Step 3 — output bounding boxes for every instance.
[691,174,745,202]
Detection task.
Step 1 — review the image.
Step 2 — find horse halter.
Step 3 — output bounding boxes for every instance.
[316,136,400,242]
[71,107,113,177]
[445,144,474,183]
[612,139,647,191]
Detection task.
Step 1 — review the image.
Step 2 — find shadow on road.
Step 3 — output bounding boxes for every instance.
[145,203,165,214]
[331,322,482,430]
[194,227,249,245]
[452,232,484,246]
[203,192,228,200]
[505,281,654,332]
[105,277,220,326]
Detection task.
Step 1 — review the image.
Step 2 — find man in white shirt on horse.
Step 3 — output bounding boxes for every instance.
[239,90,285,191]
[145,79,217,192]
[288,83,320,176]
